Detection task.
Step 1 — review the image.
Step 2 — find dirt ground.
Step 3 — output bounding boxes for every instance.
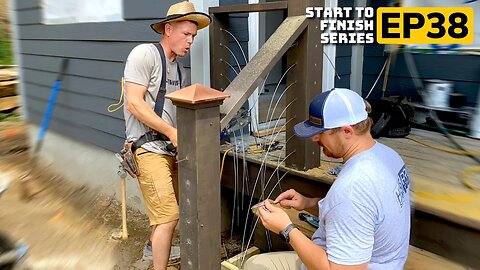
[0,121,172,270]
[0,121,244,269]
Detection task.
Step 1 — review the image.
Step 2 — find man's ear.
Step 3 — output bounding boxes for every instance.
[164,23,173,36]
[343,125,355,138]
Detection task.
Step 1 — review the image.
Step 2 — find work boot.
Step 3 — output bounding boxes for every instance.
[168,245,181,265]
[142,240,153,261]
[142,240,181,264]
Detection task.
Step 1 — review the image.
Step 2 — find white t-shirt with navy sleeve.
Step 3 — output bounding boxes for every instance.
[303,142,411,270]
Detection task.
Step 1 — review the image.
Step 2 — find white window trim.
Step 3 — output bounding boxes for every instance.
[42,0,123,25]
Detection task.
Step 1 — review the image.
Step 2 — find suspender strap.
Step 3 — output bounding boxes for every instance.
[153,43,167,117]
[131,43,182,153]
[152,43,182,117]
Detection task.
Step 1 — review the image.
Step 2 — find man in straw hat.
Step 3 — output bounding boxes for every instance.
[245,88,411,270]
[123,1,211,269]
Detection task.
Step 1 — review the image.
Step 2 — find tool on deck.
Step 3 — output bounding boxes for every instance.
[299,212,319,229]
[327,165,344,176]
[220,107,251,142]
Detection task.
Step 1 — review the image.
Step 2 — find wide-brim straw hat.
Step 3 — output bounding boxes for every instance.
[151,1,212,34]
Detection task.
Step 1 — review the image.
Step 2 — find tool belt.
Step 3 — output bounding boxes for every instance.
[131,131,175,154]
[117,131,176,178]
[118,141,139,178]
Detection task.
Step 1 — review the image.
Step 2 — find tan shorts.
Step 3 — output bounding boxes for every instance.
[135,148,179,226]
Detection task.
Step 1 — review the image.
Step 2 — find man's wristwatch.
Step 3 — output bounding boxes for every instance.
[280,224,297,243]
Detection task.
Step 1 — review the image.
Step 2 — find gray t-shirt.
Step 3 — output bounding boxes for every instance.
[123,43,186,156]
[303,142,411,269]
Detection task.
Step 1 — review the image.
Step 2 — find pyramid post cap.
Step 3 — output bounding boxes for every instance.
[165,83,230,105]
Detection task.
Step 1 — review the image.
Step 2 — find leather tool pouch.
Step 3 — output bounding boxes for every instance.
[120,141,140,178]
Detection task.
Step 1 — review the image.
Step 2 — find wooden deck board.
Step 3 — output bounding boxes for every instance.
[378,129,480,229]
[380,131,479,188]
[232,128,480,230]
[405,246,469,270]
[284,207,469,269]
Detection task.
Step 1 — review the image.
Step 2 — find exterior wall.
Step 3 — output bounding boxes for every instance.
[12,0,191,153]
[362,0,480,104]
[335,44,352,89]
[220,0,250,82]
[362,43,480,105]
[333,0,354,89]
[11,0,192,211]
[263,9,285,88]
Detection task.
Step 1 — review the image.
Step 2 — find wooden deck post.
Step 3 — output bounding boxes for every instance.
[285,0,324,170]
[166,84,230,270]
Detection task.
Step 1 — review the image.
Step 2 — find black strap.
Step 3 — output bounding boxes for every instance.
[153,43,167,117]
[132,131,170,153]
[152,43,182,117]
[132,44,182,153]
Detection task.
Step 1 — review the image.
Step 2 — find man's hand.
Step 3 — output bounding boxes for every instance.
[274,189,311,211]
[166,128,178,148]
[258,200,292,234]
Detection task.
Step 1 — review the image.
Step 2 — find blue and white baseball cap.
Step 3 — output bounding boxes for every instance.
[294,88,368,138]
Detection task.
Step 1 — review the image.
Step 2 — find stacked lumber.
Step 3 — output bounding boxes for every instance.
[0,67,19,114]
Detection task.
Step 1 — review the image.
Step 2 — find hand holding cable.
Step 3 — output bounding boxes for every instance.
[258,200,292,234]
[275,189,317,211]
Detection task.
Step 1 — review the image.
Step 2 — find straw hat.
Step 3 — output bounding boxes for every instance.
[151,1,212,34]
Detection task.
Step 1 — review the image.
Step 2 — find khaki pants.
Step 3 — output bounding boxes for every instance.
[243,251,302,270]
[135,148,179,226]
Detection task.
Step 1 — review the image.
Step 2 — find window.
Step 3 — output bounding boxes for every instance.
[42,0,123,24]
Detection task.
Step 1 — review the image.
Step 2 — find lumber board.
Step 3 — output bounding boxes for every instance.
[0,70,17,81]
[251,126,286,138]
[0,96,20,112]
[0,80,17,98]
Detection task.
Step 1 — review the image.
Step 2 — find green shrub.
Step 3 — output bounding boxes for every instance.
[0,34,13,65]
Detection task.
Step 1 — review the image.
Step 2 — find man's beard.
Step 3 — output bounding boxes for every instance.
[322,146,342,159]
[322,147,333,158]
